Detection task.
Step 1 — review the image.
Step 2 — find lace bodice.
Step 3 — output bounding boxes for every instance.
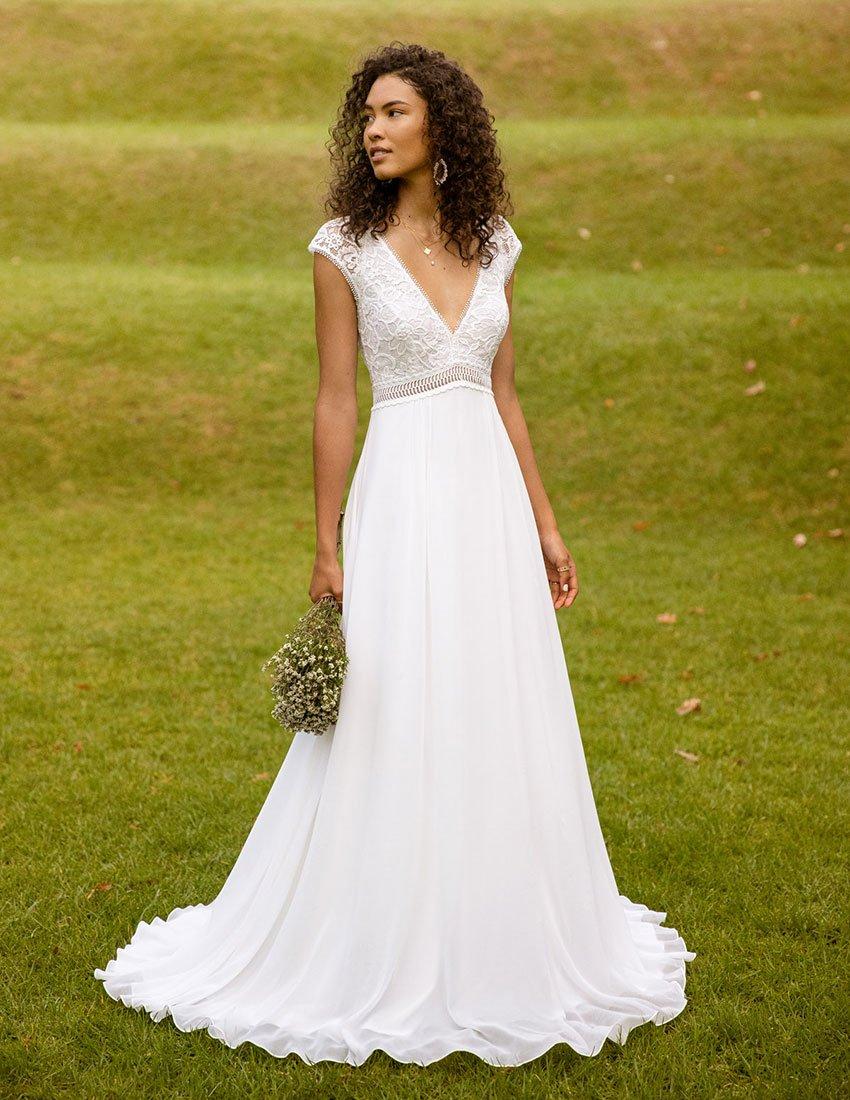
[307,216,522,409]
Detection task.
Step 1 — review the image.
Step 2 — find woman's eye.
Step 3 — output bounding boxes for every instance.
[362,110,401,124]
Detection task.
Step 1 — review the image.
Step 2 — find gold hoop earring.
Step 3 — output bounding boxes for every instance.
[433,157,448,185]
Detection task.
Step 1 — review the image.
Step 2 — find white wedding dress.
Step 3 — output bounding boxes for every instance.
[94,215,696,1067]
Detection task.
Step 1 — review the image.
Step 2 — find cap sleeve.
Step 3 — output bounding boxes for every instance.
[497,217,522,285]
[307,217,361,301]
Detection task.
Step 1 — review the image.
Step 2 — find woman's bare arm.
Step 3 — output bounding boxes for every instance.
[308,253,359,603]
[491,273,557,536]
[491,273,579,609]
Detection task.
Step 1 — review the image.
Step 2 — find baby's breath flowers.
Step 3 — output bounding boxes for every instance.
[262,594,348,735]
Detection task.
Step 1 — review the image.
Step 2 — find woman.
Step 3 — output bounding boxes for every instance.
[94,42,695,1067]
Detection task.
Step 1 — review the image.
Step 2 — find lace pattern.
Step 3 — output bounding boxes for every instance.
[307,219,362,303]
[501,220,522,284]
[371,363,494,409]
[307,215,522,408]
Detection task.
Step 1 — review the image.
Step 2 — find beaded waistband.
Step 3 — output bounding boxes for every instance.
[370,363,493,410]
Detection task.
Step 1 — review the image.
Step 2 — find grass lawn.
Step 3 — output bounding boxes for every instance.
[1,1,848,1096]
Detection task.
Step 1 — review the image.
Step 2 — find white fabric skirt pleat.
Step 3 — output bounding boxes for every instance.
[94,384,695,1066]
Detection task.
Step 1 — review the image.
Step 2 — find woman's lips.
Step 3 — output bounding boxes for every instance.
[370,149,391,161]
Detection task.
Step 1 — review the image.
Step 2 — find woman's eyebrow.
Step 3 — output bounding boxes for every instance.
[362,99,411,110]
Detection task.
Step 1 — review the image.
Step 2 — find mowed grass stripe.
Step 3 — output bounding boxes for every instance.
[1,120,848,270]
[2,113,849,151]
[0,0,848,120]
[2,262,847,528]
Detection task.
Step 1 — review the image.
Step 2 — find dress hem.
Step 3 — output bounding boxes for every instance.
[93,894,696,1068]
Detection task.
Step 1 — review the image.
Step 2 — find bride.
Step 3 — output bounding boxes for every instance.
[94,41,695,1067]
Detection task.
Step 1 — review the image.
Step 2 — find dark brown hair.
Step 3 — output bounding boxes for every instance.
[320,41,515,269]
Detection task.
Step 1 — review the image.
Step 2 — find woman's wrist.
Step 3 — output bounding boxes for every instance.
[315,508,344,561]
[315,541,339,564]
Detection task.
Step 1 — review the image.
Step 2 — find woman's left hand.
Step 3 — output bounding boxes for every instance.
[540,529,579,610]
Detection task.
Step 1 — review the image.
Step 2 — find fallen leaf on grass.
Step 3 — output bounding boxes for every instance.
[656,612,677,624]
[792,533,807,547]
[86,882,112,900]
[674,748,700,763]
[617,673,644,684]
[688,606,706,614]
[72,741,83,753]
[676,697,702,715]
[632,519,651,531]
[744,380,766,396]
[751,650,782,661]
[796,592,815,600]
[252,772,271,782]
[743,358,757,372]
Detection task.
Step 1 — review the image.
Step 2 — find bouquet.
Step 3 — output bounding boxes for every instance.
[262,593,348,735]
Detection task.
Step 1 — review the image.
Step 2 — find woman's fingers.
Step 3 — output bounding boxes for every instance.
[554,558,578,609]
[562,563,579,607]
[545,562,562,608]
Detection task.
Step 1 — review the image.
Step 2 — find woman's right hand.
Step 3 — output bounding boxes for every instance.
[309,552,344,607]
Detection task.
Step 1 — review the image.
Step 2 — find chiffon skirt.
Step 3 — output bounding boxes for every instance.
[94,384,696,1066]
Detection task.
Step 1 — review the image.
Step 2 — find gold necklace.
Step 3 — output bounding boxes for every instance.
[400,216,443,266]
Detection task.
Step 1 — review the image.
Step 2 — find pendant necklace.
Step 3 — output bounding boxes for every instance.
[400,216,443,266]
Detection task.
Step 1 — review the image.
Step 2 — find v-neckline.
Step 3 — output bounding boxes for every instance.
[378,234,483,338]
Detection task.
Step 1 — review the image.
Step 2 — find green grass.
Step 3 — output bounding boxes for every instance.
[1,0,849,1096]
[1,0,848,119]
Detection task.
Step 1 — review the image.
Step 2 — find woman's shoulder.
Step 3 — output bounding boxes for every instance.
[489,214,521,249]
[307,217,363,298]
[487,215,522,283]
[309,216,354,250]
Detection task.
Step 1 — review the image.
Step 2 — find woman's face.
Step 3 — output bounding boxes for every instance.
[362,74,431,181]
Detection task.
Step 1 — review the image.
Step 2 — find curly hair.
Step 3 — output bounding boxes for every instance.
[320,41,515,270]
